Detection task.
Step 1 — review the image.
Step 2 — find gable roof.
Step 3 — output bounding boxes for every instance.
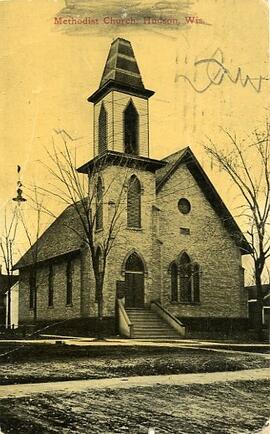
[245,283,270,299]
[0,274,19,296]
[156,147,251,255]
[246,284,270,304]
[14,204,85,270]
[155,147,188,187]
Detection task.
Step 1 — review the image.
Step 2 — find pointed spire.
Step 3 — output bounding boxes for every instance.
[88,38,154,103]
[100,38,144,89]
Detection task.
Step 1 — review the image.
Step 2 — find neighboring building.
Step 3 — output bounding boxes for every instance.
[246,284,270,327]
[5,281,19,329]
[0,267,19,329]
[14,38,251,338]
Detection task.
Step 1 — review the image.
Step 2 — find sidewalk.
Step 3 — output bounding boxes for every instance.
[2,336,270,347]
[1,368,270,399]
[1,337,269,357]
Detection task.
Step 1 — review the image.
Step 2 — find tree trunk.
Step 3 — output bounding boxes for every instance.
[94,272,104,338]
[6,286,11,329]
[95,272,103,320]
[33,270,37,324]
[254,270,264,341]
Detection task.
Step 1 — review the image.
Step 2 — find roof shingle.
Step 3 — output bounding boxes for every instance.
[14,204,85,269]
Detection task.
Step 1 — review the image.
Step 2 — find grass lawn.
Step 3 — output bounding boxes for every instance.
[0,344,269,385]
[0,380,269,433]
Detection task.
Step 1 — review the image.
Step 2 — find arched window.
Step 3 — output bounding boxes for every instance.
[95,246,103,302]
[124,100,139,155]
[193,263,200,303]
[127,175,141,228]
[29,269,36,310]
[170,262,178,302]
[96,177,103,230]
[98,102,107,154]
[48,264,54,307]
[179,253,192,303]
[170,253,201,304]
[66,259,73,306]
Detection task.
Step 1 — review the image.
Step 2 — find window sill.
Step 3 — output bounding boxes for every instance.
[66,304,73,308]
[48,305,54,309]
[181,301,201,306]
[171,301,201,306]
[126,227,143,231]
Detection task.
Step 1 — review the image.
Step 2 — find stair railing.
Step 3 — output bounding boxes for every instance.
[117,299,134,338]
[150,300,185,337]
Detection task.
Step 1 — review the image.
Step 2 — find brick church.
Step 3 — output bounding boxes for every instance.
[15,38,250,338]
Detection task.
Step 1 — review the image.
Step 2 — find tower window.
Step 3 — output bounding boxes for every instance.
[124,100,139,155]
[98,102,107,154]
[127,175,141,228]
[96,177,103,230]
[48,264,54,307]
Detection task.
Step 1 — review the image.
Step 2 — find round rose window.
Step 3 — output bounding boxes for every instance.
[178,198,191,214]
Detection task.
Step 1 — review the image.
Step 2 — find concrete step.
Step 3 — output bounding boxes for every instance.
[134,331,179,336]
[124,307,181,340]
[135,330,179,335]
[134,337,181,340]
[127,312,159,320]
[128,314,163,322]
[129,320,167,325]
[135,324,177,332]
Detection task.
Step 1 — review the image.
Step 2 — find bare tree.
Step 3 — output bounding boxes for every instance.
[1,180,43,329]
[0,206,19,328]
[205,122,270,339]
[34,133,136,325]
[17,188,43,323]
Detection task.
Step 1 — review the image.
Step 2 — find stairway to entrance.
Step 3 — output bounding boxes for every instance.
[125,308,181,339]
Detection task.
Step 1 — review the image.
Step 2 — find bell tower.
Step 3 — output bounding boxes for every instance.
[88,38,154,158]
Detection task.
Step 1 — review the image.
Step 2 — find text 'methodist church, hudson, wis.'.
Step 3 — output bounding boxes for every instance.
[15,38,251,339]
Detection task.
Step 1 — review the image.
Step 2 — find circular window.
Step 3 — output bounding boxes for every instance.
[178,198,191,214]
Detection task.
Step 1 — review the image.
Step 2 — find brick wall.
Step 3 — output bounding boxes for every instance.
[18,158,248,329]
[157,164,248,319]
[93,164,156,316]
[19,268,34,323]
[19,254,82,324]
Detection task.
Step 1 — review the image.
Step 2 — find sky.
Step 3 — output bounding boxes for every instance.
[0,0,269,280]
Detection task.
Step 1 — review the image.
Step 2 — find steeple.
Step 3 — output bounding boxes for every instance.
[100,37,145,89]
[89,38,154,104]
[88,38,154,158]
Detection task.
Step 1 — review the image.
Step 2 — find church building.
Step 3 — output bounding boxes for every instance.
[15,38,250,339]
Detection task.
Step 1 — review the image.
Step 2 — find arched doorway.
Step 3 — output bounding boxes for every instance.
[124,252,145,308]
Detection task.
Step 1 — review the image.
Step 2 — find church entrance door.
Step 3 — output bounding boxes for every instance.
[124,252,145,308]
